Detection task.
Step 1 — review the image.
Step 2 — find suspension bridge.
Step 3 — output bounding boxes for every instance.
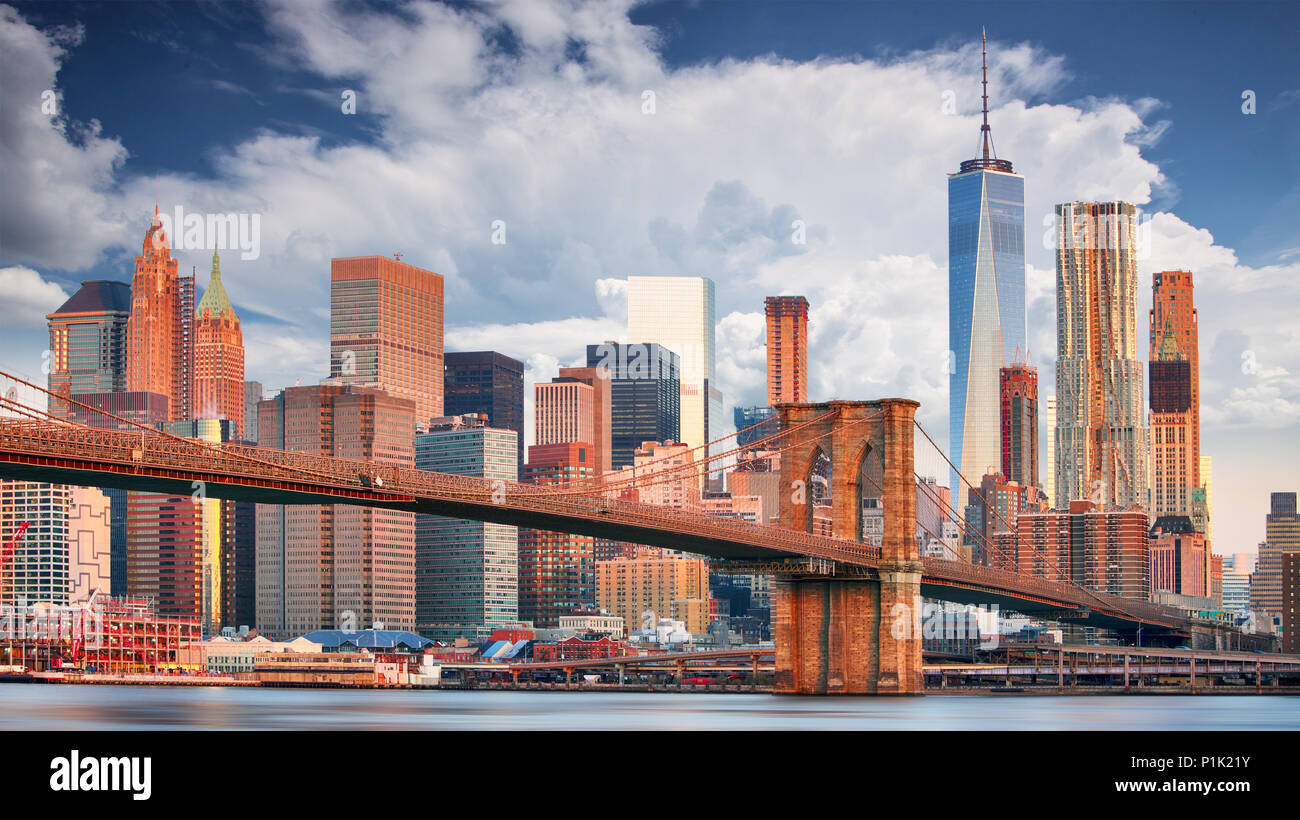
[0,369,1264,694]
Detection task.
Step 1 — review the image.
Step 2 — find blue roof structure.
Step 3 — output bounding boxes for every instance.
[301,629,434,650]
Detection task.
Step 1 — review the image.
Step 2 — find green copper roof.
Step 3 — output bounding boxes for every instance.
[197,248,235,316]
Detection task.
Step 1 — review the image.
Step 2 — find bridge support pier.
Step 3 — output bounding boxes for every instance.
[772,566,923,695]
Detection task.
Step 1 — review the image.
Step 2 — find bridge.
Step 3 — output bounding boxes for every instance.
[0,375,1259,695]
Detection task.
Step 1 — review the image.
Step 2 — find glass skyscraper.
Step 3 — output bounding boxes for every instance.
[947,34,1026,497]
[586,342,680,469]
[627,276,721,482]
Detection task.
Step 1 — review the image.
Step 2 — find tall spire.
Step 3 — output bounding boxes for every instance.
[981,27,991,161]
[960,29,1013,173]
[197,247,234,316]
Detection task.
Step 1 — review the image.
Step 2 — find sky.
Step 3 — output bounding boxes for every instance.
[0,0,1296,557]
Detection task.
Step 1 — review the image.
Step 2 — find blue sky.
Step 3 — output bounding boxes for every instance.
[1,0,1296,553]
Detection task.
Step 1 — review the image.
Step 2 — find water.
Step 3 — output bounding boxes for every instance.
[1,686,1296,730]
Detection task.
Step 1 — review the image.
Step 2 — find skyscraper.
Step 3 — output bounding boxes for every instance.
[765,295,809,405]
[126,206,193,422]
[443,351,525,476]
[128,419,236,633]
[999,357,1038,488]
[256,385,416,637]
[1251,491,1299,618]
[1054,201,1148,509]
[329,255,444,423]
[947,32,1026,497]
[193,250,245,437]
[556,367,612,477]
[243,381,263,444]
[1149,321,1194,519]
[587,342,680,470]
[1149,270,1200,520]
[519,442,596,627]
[46,280,131,415]
[627,276,721,480]
[415,415,519,636]
[535,378,594,458]
[1043,397,1056,504]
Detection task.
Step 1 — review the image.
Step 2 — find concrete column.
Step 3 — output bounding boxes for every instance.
[1189,656,1196,693]
[1123,653,1130,692]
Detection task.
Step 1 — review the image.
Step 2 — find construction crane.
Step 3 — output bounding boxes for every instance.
[2,522,29,671]
[1,521,30,602]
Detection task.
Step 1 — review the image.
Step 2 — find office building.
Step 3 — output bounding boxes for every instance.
[443,351,525,476]
[1149,515,1210,598]
[1283,553,1300,654]
[45,280,131,417]
[128,419,236,633]
[556,367,612,476]
[193,249,245,437]
[329,255,444,423]
[765,295,809,404]
[256,385,417,637]
[947,33,1026,498]
[1150,271,1201,518]
[999,357,1038,488]
[588,342,681,469]
[535,377,594,462]
[415,415,519,635]
[1251,492,1299,618]
[126,206,193,422]
[1043,397,1056,504]
[243,381,263,444]
[1221,554,1252,614]
[627,276,722,481]
[963,471,1040,567]
[1053,201,1148,509]
[519,442,596,627]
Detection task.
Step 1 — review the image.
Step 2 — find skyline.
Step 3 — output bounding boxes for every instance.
[1,1,1297,556]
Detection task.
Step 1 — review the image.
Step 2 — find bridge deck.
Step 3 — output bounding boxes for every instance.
[0,419,1211,634]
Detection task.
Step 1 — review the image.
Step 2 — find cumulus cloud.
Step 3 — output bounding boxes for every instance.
[0,5,128,269]
[0,0,1295,470]
[0,266,69,327]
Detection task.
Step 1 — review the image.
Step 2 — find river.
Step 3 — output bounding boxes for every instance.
[1,686,1296,730]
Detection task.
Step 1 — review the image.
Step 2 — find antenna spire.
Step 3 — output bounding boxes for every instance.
[981,27,991,161]
[958,29,1013,173]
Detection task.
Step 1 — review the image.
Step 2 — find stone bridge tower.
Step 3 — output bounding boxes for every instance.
[772,399,924,694]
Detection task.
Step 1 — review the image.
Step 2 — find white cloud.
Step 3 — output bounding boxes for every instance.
[0,1,1295,542]
[0,266,69,327]
[0,5,128,269]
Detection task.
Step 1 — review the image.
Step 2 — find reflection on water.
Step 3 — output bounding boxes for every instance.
[1,686,1297,730]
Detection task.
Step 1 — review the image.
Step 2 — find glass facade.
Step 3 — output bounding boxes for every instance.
[627,277,719,478]
[443,351,525,477]
[948,168,1025,495]
[586,342,681,469]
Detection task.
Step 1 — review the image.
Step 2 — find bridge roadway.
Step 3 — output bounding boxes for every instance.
[0,419,1216,636]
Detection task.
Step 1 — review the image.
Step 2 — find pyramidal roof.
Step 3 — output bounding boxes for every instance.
[52,280,132,316]
[197,248,234,316]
